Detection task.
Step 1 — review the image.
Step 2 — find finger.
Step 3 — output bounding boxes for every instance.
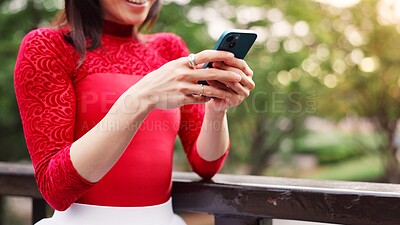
[213,62,255,90]
[195,63,205,69]
[207,75,250,99]
[190,67,242,83]
[185,83,234,100]
[207,80,231,91]
[206,74,249,97]
[223,57,254,78]
[224,81,250,97]
[190,50,235,66]
[183,94,211,105]
[204,84,236,100]
[191,94,212,104]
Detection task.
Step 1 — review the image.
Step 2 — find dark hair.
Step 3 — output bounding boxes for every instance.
[53,0,162,65]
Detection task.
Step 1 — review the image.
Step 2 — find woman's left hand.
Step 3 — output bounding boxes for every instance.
[204,57,255,112]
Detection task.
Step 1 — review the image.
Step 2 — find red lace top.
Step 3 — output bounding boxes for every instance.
[14,21,229,211]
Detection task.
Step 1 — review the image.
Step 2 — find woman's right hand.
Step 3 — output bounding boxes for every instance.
[124,50,243,111]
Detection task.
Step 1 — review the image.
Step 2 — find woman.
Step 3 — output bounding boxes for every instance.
[14,0,254,224]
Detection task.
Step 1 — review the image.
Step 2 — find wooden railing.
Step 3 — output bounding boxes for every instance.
[1,162,400,225]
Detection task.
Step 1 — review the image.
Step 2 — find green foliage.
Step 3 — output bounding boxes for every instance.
[304,155,384,181]
[295,131,382,164]
[0,0,58,161]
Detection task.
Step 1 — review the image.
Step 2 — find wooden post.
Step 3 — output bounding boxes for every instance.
[260,219,273,225]
[0,196,4,225]
[32,198,47,225]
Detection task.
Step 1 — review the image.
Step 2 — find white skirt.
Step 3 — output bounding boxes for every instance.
[35,198,187,225]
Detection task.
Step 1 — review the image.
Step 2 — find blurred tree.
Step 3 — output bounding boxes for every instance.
[317,1,400,182]
[0,0,58,162]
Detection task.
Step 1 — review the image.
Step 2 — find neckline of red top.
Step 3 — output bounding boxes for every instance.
[102,20,134,38]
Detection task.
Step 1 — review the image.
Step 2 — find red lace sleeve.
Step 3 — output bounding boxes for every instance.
[178,104,229,180]
[14,29,94,211]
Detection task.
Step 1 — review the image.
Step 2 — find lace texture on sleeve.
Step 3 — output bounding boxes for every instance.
[14,29,94,211]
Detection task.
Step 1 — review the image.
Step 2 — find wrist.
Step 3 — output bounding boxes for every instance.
[205,102,227,117]
[111,90,154,120]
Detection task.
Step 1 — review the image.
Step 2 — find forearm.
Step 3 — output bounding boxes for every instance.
[196,103,230,161]
[70,91,153,183]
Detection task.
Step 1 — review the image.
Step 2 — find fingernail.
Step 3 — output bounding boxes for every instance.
[227,53,234,57]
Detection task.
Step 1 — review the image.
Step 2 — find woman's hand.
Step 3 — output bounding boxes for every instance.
[205,57,255,112]
[125,50,243,111]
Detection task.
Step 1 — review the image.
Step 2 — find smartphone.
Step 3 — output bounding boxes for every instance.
[199,29,258,85]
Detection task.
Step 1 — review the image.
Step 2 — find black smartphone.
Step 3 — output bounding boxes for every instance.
[199,29,257,85]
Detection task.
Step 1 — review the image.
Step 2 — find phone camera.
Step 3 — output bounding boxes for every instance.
[229,42,236,48]
[226,35,234,42]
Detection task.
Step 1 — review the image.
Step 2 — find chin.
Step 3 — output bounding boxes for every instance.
[129,17,148,25]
